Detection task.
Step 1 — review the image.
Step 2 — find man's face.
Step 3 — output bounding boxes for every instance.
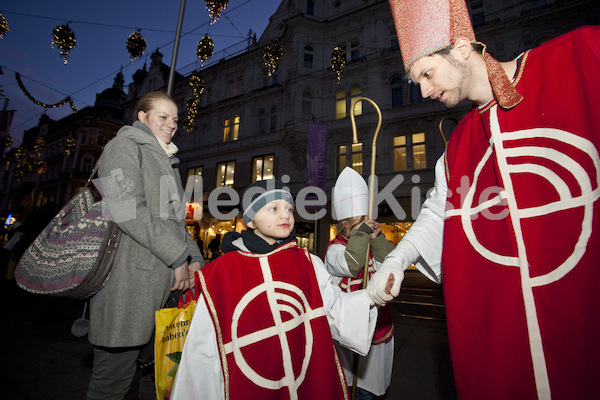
[408,51,470,108]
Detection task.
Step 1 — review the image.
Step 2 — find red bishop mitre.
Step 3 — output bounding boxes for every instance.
[388,0,523,109]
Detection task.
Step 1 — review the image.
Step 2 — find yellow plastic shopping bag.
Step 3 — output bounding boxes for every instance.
[155,274,199,400]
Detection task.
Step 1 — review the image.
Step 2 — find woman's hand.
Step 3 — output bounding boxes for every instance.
[171,261,191,291]
[187,261,203,287]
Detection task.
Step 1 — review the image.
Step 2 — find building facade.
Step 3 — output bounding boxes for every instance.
[2,0,598,256]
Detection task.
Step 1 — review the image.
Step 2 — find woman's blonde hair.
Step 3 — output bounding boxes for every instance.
[335,215,367,238]
[134,90,176,121]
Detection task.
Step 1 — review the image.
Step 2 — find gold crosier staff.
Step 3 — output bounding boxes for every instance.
[349,96,382,400]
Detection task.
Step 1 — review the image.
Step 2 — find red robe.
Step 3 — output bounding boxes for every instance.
[198,241,348,400]
[443,26,600,399]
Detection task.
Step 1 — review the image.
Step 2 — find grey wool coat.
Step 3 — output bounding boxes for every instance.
[89,121,203,347]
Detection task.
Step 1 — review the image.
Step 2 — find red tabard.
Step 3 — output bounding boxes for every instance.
[327,235,394,345]
[443,27,600,399]
[198,242,349,400]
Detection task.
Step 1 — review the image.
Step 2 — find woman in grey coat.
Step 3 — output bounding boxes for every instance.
[86,91,204,399]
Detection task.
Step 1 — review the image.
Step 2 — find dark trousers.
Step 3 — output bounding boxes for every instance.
[86,340,154,400]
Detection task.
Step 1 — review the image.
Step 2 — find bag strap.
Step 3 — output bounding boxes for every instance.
[84,140,143,189]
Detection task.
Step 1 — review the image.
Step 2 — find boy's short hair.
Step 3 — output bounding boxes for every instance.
[242,179,294,224]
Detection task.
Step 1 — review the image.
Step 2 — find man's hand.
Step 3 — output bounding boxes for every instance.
[171,261,190,291]
[367,265,404,306]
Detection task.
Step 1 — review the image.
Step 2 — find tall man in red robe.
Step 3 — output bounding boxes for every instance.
[367,0,600,399]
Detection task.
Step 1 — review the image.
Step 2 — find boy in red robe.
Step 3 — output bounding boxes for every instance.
[173,179,389,399]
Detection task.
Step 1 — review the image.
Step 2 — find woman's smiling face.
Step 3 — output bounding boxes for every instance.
[138,98,178,144]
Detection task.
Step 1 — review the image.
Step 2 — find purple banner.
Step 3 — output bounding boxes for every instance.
[306,122,329,209]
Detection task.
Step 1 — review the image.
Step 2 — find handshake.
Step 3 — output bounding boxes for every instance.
[365,242,418,306]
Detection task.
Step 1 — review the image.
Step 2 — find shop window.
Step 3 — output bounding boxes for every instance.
[336,89,346,120]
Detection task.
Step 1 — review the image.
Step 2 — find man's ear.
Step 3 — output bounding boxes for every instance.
[247,220,256,229]
[453,37,473,60]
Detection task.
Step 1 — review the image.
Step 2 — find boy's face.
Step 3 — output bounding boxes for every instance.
[248,199,294,245]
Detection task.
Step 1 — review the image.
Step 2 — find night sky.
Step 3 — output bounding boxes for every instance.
[0,0,282,146]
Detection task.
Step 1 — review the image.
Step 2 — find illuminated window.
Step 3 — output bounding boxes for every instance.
[336,89,346,119]
[350,85,362,116]
[223,119,230,142]
[252,155,275,182]
[216,161,235,187]
[232,115,240,140]
[394,133,427,171]
[187,166,203,178]
[337,143,363,174]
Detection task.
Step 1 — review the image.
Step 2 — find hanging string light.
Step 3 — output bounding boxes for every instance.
[0,12,9,38]
[15,73,78,112]
[33,137,46,157]
[331,46,346,83]
[196,34,214,66]
[36,161,48,175]
[64,138,77,157]
[262,43,283,77]
[126,29,146,62]
[189,71,206,97]
[51,24,77,64]
[184,71,205,133]
[205,1,229,25]
[183,97,200,133]
[4,136,12,148]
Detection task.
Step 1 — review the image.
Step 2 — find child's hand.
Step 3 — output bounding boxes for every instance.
[385,273,395,294]
[366,219,381,239]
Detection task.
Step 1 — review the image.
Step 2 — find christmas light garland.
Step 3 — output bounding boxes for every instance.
[15,73,78,112]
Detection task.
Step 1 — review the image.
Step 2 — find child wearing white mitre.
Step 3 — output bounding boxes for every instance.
[171,178,389,399]
[325,167,396,399]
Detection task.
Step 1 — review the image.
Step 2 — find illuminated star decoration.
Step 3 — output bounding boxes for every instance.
[262,43,283,77]
[331,46,346,83]
[197,34,214,66]
[51,24,77,64]
[126,30,147,62]
[0,12,9,38]
[205,1,229,25]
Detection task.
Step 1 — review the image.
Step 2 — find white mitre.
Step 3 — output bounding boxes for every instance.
[332,167,369,221]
